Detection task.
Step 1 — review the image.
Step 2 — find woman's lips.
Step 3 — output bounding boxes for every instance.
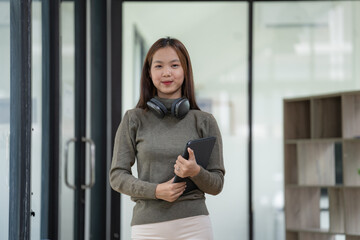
[162,81,173,85]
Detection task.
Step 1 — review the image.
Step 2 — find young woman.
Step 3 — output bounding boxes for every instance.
[109,37,225,240]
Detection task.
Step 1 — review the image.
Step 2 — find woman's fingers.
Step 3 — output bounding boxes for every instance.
[174,149,199,178]
[155,177,186,202]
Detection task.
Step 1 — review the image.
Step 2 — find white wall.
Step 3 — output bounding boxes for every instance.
[122,2,248,240]
[121,1,360,240]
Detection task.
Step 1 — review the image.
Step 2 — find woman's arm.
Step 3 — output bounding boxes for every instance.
[109,110,187,201]
[188,114,225,195]
[109,111,158,199]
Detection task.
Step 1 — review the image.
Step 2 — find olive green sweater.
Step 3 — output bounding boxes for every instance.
[109,97,225,226]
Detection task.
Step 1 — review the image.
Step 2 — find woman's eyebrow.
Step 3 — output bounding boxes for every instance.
[152,59,180,64]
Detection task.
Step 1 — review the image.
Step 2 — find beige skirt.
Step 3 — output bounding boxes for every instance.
[131,215,214,240]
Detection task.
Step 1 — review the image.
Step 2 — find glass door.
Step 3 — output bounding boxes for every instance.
[30,1,43,239]
[0,1,10,239]
[59,2,94,239]
[59,3,76,238]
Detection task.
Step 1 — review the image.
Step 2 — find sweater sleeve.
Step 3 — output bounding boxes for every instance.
[190,114,225,195]
[109,110,157,199]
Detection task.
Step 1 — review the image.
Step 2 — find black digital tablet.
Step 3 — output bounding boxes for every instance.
[173,136,216,194]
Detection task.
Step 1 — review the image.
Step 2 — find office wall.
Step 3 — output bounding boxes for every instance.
[122,2,248,240]
[121,1,360,240]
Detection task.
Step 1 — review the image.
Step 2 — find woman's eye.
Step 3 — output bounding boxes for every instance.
[154,65,162,69]
[172,64,180,68]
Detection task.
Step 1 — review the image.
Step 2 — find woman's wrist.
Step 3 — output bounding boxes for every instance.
[190,165,201,177]
[155,184,160,199]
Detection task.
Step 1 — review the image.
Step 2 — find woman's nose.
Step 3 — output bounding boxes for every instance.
[162,67,171,76]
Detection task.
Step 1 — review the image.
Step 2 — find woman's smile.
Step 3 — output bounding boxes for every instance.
[161,80,173,85]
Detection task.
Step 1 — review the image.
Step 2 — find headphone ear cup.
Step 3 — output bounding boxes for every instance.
[147,98,167,118]
[171,98,190,119]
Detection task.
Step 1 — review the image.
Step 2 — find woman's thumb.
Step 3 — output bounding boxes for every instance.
[187,148,195,161]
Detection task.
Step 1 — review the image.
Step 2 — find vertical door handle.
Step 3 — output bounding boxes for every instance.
[81,137,95,189]
[65,138,77,189]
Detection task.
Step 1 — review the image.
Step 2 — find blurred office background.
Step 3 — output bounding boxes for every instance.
[1,1,360,239]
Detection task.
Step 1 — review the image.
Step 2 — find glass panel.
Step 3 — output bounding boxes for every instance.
[254,1,360,240]
[0,1,10,239]
[31,1,42,239]
[123,2,248,239]
[59,2,76,240]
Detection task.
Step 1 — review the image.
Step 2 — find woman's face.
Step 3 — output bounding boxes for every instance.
[150,47,184,99]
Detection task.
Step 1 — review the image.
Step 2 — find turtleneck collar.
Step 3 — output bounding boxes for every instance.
[154,96,180,111]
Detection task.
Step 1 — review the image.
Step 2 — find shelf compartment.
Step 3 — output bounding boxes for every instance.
[299,232,336,240]
[343,140,360,186]
[344,189,360,235]
[286,231,299,240]
[329,188,345,233]
[285,187,320,230]
[342,93,360,139]
[312,97,342,139]
[297,142,335,185]
[284,100,311,140]
[347,236,360,240]
[285,143,298,185]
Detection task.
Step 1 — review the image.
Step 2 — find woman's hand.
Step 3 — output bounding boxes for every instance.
[174,148,200,178]
[155,177,186,202]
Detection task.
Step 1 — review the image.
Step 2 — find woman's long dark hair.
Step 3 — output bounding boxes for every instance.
[136,37,200,110]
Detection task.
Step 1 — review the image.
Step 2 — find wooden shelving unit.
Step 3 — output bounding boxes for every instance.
[284,91,360,240]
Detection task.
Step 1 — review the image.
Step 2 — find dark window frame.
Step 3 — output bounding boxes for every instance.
[40,0,61,239]
[9,0,32,239]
